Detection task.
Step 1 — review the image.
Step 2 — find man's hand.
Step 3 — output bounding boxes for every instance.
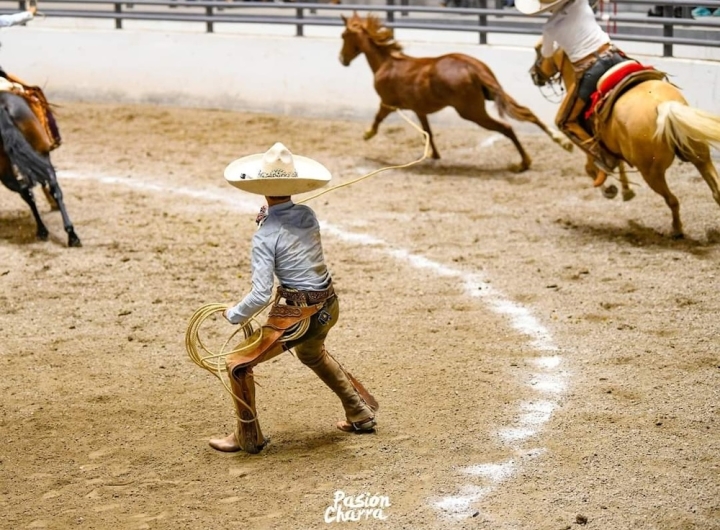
[223,308,234,324]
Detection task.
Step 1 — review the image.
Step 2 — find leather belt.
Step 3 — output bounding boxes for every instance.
[278,284,335,305]
[573,42,613,67]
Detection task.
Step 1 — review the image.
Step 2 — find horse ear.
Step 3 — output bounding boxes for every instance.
[340,13,347,23]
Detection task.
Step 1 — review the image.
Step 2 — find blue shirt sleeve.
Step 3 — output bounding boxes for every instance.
[225,231,276,325]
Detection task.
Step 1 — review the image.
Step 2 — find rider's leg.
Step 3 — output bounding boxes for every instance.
[557,92,618,174]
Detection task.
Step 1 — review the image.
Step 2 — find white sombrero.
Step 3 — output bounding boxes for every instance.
[515,0,571,14]
[224,142,332,196]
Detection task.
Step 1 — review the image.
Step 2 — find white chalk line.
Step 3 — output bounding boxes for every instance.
[59,169,569,522]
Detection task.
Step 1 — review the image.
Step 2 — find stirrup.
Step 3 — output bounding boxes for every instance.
[337,417,376,433]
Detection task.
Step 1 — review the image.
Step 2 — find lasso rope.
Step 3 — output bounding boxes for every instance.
[184,107,431,414]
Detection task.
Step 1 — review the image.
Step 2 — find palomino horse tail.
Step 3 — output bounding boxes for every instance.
[655,101,720,153]
[0,105,53,188]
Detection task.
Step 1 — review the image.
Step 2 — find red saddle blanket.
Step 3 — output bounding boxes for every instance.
[585,61,657,120]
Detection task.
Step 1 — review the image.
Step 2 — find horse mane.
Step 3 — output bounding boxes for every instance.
[360,15,404,55]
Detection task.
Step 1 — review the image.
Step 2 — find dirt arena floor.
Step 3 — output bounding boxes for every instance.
[0,101,718,530]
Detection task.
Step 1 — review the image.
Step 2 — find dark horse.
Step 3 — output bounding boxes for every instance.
[0,91,80,247]
[339,13,572,171]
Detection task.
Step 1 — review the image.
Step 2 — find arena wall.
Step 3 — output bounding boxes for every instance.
[2,24,719,133]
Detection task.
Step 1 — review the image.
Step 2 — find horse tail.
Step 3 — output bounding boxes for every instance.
[0,105,52,188]
[470,63,541,123]
[655,101,720,154]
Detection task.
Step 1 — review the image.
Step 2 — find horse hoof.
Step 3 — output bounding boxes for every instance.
[37,231,49,241]
[622,190,636,202]
[68,232,82,248]
[671,232,685,240]
[510,163,530,173]
[561,140,574,152]
[602,185,618,199]
[363,131,375,141]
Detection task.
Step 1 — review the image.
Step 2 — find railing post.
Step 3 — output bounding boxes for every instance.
[386,0,394,23]
[478,0,487,45]
[661,5,673,57]
[114,2,122,30]
[296,7,304,37]
[206,6,214,33]
[19,1,26,11]
[401,0,408,17]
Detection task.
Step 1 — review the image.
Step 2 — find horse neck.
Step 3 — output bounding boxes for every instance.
[557,52,576,92]
[358,37,393,73]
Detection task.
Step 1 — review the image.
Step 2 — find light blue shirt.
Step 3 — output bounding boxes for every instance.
[226,201,332,325]
[0,12,33,28]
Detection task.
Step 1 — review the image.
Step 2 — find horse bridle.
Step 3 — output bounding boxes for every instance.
[530,50,565,103]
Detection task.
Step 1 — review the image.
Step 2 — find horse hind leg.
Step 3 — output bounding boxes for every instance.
[616,163,636,202]
[685,143,720,208]
[513,106,573,152]
[46,162,81,247]
[42,183,59,211]
[456,105,532,172]
[641,166,683,238]
[19,186,50,241]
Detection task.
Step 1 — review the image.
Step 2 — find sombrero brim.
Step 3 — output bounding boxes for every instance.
[224,154,332,196]
[515,0,570,14]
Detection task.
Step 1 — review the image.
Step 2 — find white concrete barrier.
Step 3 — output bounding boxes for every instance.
[1,22,718,133]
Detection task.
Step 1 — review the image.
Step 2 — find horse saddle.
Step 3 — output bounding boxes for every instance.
[585,61,669,128]
[1,73,62,151]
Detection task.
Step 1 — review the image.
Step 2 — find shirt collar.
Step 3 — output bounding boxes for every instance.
[268,200,294,213]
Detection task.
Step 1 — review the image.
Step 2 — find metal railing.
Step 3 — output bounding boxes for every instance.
[1,0,719,57]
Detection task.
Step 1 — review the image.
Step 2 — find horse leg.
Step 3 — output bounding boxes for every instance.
[456,106,532,172]
[415,113,441,159]
[618,162,636,202]
[18,186,49,241]
[45,163,81,247]
[585,155,617,199]
[584,156,634,201]
[641,167,683,238]
[681,142,720,208]
[505,104,573,152]
[42,183,59,211]
[364,104,394,141]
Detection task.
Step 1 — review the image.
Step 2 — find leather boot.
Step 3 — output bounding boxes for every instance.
[209,367,266,454]
[230,366,266,454]
[561,98,619,174]
[300,347,376,425]
[585,138,619,174]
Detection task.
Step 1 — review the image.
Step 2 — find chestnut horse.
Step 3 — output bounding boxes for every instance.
[530,40,720,238]
[0,90,80,247]
[339,13,572,172]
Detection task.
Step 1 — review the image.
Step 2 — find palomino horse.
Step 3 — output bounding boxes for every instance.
[339,13,572,172]
[530,40,720,238]
[0,90,80,247]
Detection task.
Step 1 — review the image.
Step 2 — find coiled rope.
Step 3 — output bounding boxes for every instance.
[185,107,431,412]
